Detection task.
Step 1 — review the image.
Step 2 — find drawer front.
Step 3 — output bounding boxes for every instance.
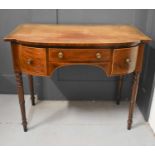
[19,45,47,75]
[111,46,138,75]
[49,48,112,62]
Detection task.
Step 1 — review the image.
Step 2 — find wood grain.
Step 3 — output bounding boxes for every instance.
[111,46,138,75]
[49,48,112,62]
[19,45,48,76]
[4,24,151,47]
[11,45,146,77]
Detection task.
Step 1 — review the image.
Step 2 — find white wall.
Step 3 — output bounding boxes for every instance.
[149,80,155,133]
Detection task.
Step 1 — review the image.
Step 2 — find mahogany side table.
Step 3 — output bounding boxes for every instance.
[4,24,151,132]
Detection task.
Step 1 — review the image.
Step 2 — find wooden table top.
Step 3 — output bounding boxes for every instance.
[4,24,151,46]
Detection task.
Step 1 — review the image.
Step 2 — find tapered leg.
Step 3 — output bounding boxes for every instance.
[127,72,140,130]
[116,76,124,105]
[28,75,35,106]
[15,72,27,132]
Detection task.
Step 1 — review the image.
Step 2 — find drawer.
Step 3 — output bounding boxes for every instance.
[19,45,47,75]
[48,48,112,62]
[111,46,138,75]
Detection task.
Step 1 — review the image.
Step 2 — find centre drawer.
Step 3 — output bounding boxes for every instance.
[48,48,112,62]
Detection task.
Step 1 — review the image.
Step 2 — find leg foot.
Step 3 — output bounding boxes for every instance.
[127,119,132,130]
[23,126,28,132]
[22,121,28,132]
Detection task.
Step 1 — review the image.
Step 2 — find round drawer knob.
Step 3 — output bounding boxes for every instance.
[58,52,63,59]
[126,58,131,64]
[96,52,101,59]
[27,59,33,65]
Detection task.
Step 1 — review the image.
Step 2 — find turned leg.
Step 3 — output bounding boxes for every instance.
[15,72,27,132]
[116,76,124,105]
[28,75,35,106]
[127,72,140,130]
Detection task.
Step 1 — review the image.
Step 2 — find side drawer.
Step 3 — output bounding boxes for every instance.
[48,48,112,63]
[19,45,47,76]
[111,46,138,75]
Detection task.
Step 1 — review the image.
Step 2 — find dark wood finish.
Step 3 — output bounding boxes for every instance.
[48,62,111,77]
[116,76,124,105]
[28,75,35,106]
[135,43,145,72]
[128,72,140,130]
[49,48,112,63]
[15,72,27,132]
[4,24,151,131]
[19,45,47,76]
[11,43,21,72]
[111,47,138,75]
[4,24,151,47]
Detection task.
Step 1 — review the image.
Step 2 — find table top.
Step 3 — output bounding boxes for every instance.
[4,24,151,46]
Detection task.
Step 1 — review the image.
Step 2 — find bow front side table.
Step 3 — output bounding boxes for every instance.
[4,24,151,132]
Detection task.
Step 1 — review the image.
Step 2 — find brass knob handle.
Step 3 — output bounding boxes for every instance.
[58,52,63,59]
[126,58,131,64]
[27,59,33,65]
[96,52,101,59]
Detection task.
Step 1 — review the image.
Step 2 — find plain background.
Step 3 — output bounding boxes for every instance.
[0,9,155,121]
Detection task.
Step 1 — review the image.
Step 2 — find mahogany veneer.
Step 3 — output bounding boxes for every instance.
[4,24,151,132]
